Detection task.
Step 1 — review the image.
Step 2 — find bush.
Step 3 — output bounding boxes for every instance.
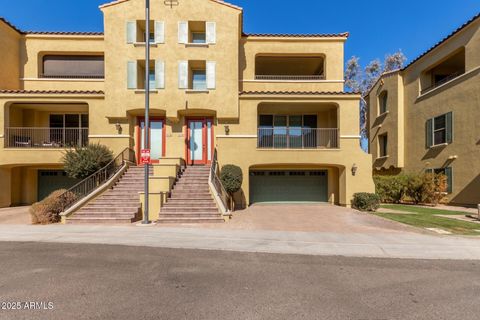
[374,173,447,205]
[405,173,447,205]
[374,175,408,203]
[220,165,243,195]
[63,143,113,179]
[352,193,381,212]
[30,189,77,224]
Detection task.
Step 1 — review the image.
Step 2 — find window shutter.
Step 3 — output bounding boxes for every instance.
[445,167,453,194]
[127,61,137,89]
[155,60,165,89]
[425,118,433,148]
[446,112,453,144]
[178,21,188,44]
[178,61,188,89]
[206,61,216,89]
[126,21,136,44]
[206,22,216,44]
[154,21,165,44]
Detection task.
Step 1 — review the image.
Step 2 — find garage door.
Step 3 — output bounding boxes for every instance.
[37,170,80,201]
[249,170,328,204]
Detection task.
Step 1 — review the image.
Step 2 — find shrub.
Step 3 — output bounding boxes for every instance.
[30,189,77,224]
[63,143,113,179]
[352,193,381,212]
[405,173,447,205]
[374,175,408,203]
[220,165,243,195]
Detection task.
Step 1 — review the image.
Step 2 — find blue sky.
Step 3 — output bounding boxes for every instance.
[0,0,479,68]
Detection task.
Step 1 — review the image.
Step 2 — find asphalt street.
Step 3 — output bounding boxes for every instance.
[0,242,479,320]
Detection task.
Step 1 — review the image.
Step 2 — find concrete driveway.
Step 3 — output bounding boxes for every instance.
[0,206,31,224]
[163,204,419,234]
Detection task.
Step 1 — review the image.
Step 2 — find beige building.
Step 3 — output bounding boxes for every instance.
[366,14,480,206]
[0,0,374,222]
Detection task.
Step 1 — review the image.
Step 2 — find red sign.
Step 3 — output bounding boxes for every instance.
[140,149,151,164]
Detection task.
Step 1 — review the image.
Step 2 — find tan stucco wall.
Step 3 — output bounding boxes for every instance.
[367,18,480,205]
[0,22,21,90]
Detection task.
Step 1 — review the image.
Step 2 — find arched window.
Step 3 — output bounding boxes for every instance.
[379,91,388,114]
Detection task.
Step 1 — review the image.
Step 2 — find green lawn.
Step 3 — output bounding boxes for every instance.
[374,204,480,236]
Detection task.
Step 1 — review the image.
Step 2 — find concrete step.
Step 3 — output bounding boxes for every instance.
[161,207,219,213]
[66,217,137,224]
[157,217,223,224]
[159,213,222,218]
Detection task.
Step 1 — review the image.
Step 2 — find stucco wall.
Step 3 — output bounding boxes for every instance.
[0,22,21,90]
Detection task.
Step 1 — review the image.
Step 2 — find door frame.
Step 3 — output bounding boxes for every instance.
[185,117,214,166]
[136,117,166,164]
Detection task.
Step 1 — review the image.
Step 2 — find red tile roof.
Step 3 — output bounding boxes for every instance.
[243,32,349,38]
[26,31,104,36]
[403,13,479,70]
[0,17,22,34]
[100,0,242,10]
[0,90,104,95]
[240,91,359,96]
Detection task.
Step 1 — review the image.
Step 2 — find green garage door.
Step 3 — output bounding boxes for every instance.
[37,170,80,201]
[250,170,328,204]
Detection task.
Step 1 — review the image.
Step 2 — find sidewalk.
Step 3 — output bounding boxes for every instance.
[0,224,479,260]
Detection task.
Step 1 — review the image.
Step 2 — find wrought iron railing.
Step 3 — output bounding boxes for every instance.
[255,75,325,81]
[5,127,88,148]
[39,74,104,79]
[257,128,339,149]
[58,148,136,212]
[210,149,233,212]
[421,71,464,94]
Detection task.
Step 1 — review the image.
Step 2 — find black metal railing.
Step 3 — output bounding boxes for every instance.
[257,128,339,149]
[39,74,104,79]
[5,127,88,148]
[210,149,232,212]
[255,75,325,81]
[421,71,464,95]
[59,148,136,212]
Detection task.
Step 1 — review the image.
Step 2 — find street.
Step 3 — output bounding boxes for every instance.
[0,242,479,320]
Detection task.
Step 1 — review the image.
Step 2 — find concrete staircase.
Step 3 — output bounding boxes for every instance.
[157,165,224,223]
[67,166,150,224]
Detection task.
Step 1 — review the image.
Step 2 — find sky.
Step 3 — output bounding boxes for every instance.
[0,0,479,68]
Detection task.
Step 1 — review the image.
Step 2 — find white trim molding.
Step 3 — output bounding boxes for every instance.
[88,134,131,138]
[21,78,104,82]
[216,135,257,138]
[340,135,361,139]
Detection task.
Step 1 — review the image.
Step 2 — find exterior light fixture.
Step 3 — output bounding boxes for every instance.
[351,163,358,176]
[115,122,122,133]
[224,125,230,135]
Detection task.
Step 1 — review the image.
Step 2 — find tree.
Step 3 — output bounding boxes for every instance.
[345,51,407,142]
[63,143,114,179]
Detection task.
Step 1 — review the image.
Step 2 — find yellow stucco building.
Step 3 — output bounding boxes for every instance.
[366,14,480,206]
[0,0,373,218]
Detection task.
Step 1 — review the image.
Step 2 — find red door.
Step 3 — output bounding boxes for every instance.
[136,117,166,164]
[186,118,213,165]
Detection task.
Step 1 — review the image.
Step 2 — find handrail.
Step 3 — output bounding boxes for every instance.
[58,147,136,212]
[210,149,233,212]
[421,71,464,94]
[255,75,325,81]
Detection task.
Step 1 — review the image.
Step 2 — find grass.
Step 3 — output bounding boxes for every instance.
[374,204,480,236]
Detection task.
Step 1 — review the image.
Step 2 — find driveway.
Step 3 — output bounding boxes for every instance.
[164,204,419,234]
[0,206,31,224]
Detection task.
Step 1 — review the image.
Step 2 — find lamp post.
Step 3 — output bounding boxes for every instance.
[142,0,151,224]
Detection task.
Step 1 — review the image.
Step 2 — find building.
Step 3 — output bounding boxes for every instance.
[0,0,373,221]
[366,14,480,206]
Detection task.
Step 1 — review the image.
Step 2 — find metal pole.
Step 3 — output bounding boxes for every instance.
[142,0,151,224]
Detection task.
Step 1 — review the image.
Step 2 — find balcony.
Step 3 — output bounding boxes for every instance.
[420,48,465,95]
[40,55,105,80]
[255,55,325,81]
[257,128,339,149]
[4,128,88,149]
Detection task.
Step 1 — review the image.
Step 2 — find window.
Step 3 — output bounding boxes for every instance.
[379,91,388,114]
[178,21,216,44]
[426,167,453,194]
[192,70,207,90]
[257,115,319,149]
[379,134,388,157]
[192,32,206,44]
[126,20,164,44]
[127,60,165,90]
[426,112,453,148]
[149,68,156,89]
[49,114,88,128]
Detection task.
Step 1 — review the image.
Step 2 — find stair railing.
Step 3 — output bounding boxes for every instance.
[58,148,136,212]
[210,149,232,212]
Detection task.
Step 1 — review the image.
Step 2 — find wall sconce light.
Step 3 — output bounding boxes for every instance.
[224,125,230,135]
[115,122,122,134]
[351,163,358,176]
